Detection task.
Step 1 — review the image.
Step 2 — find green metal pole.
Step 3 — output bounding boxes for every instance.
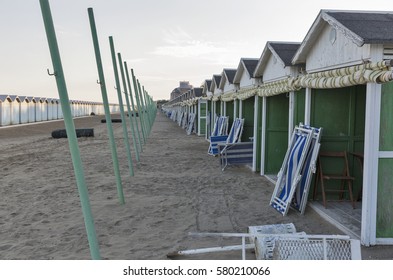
[137,80,149,140]
[141,86,152,135]
[117,53,140,163]
[88,8,124,205]
[142,87,153,134]
[109,36,134,177]
[39,0,100,260]
[124,62,143,154]
[147,92,156,130]
[131,69,146,144]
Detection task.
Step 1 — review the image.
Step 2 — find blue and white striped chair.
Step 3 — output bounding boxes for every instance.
[210,115,228,138]
[207,115,228,154]
[208,118,244,156]
[270,124,322,216]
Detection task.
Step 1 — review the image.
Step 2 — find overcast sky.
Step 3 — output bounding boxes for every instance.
[1,0,392,102]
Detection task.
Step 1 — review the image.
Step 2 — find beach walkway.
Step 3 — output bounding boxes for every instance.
[0,112,391,259]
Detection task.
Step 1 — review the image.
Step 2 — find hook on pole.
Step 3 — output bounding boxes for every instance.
[97,80,104,87]
[47,68,56,76]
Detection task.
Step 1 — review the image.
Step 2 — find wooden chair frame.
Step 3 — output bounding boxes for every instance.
[313,151,355,208]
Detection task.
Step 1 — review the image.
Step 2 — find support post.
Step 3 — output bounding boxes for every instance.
[109,36,134,177]
[39,0,100,259]
[117,53,140,163]
[131,70,146,143]
[124,63,143,154]
[88,7,124,205]
[137,81,148,140]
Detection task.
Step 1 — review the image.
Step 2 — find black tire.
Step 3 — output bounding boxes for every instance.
[100,118,122,123]
[51,128,94,138]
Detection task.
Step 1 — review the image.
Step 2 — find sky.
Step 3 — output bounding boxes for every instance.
[1,0,393,103]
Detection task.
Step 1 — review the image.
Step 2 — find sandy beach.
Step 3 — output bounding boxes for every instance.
[0,112,392,260]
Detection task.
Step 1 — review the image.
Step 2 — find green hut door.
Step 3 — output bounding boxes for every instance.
[310,86,366,201]
[377,81,393,238]
[198,100,207,136]
[264,93,289,174]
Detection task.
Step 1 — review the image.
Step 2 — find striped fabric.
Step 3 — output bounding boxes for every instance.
[270,125,322,216]
[271,133,307,214]
[236,86,259,100]
[291,125,322,214]
[218,142,253,171]
[220,91,236,102]
[208,118,244,156]
[166,61,392,108]
[295,60,393,89]
[211,116,228,137]
[257,78,301,97]
[212,95,221,101]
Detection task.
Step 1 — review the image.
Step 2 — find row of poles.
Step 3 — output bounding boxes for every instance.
[39,0,156,259]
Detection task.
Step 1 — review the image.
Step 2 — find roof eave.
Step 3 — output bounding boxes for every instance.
[292,10,366,64]
[233,60,245,83]
[253,43,270,77]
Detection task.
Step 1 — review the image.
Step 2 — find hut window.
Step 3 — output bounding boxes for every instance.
[329,27,336,45]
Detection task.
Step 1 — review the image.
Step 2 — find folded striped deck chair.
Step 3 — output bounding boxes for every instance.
[208,118,244,156]
[170,110,177,121]
[186,113,196,135]
[210,115,228,138]
[207,115,228,154]
[290,125,322,214]
[270,124,322,216]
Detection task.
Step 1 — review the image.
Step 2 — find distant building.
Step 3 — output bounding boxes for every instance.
[170,81,193,100]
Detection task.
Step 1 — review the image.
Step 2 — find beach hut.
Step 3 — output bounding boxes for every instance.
[47,98,54,120]
[210,74,222,120]
[219,69,238,128]
[233,58,260,171]
[253,42,301,176]
[71,100,78,117]
[26,97,36,123]
[291,10,393,246]
[34,97,42,122]
[191,87,205,136]
[0,95,12,126]
[9,95,20,125]
[19,96,29,124]
[202,79,213,139]
[57,99,63,119]
[52,99,59,119]
[40,97,48,121]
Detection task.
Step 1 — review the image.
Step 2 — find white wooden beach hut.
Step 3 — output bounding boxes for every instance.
[47,98,54,120]
[210,74,222,119]
[71,100,77,117]
[40,98,48,121]
[52,99,59,119]
[191,87,204,136]
[9,95,20,125]
[26,97,36,123]
[233,58,260,171]
[0,95,12,126]
[219,69,238,127]
[35,97,42,122]
[253,42,302,176]
[19,96,29,124]
[56,99,63,119]
[202,79,213,139]
[290,10,393,246]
